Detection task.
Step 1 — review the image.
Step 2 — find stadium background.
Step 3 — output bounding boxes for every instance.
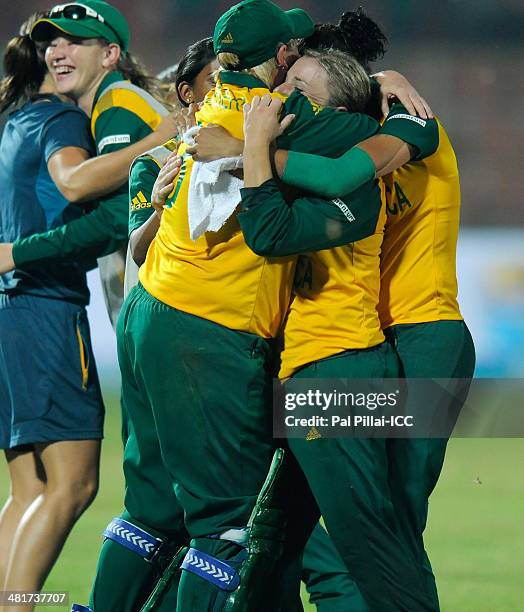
[1,1,523,610]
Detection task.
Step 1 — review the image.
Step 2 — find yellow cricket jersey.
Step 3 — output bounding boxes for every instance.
[279,202,387,379]
[139,71,295,338]
[378,110,463,328]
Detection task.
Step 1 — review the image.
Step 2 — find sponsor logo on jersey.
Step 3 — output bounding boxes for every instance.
[331,198,356,222]
[386,114,426,127]
[98,134,132,152]
[130,191,152,211]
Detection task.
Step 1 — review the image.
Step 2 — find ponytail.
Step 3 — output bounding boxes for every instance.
[0,13,48,114]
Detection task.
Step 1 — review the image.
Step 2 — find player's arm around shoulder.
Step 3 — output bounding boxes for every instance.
[379,102,439,163]
[278,90,379,156]
[238,178,382,257]
[238,94,382,257]
[279,103,439,197]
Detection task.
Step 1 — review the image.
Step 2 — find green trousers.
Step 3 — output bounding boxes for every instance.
[301,320,475,611]
[385,320,475,609]
[302,523,368,612]
[290,341,437,612]
[90,284,284,611]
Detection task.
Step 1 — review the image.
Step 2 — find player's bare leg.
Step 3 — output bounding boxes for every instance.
[0,447,46,588]
[3,440,100,612]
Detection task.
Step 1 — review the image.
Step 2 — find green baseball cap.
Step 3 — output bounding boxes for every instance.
[214,0,314,69]
[31,1,129,52]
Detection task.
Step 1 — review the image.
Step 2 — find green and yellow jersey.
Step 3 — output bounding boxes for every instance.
[378,104,462,328]
[235,104,384,379]
[139,71,295,338]
[140,71,381,340]
[278,199,386,379]
[128,138,178,236]
[267,102,463,349]
[123,138,179,297]
[88,71,168,244]
[12,71,167,273]
[239,175,385,378]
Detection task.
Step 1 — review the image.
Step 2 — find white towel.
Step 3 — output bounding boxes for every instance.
[184,127,244,241]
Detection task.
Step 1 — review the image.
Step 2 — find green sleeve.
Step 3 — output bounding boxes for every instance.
[379,103,439,160]
[92,106,155,240]
[269,91,379,198]
[129,156,159,235]
[13,197,127,267]
[278,91,379,157]
[237,179,381,257]
[13,107,155,267]
[282,146,376,199]
[94,106,152,154]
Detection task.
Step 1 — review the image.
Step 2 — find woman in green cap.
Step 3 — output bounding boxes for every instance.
[0,1,178,328]
[0,7,176,608]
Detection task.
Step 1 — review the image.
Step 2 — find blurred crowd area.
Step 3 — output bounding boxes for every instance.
[2,0,523,225]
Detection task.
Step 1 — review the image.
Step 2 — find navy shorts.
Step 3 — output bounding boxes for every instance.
[0,293,104,449]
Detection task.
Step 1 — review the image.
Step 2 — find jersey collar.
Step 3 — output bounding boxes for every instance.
[92,71,126,109]
[219,70,268,90]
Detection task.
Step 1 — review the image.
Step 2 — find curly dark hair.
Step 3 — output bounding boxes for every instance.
[300,8,387,120]
[300,7,388,73]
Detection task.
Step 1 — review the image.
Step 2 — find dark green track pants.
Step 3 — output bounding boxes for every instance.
[385,320,475,609]
[301,320,475,612]
[290,342,434,612]
[302,523,368,612]
[90,284,281,611]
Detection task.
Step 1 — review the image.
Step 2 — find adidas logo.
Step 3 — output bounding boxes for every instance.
[306,427,322,441]
[221,33,234,44]
[130,191,151,211]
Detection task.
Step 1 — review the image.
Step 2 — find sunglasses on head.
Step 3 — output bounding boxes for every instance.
[48,3,122,47]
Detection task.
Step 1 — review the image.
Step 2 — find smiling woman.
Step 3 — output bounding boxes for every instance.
[44,35,161,118]
[46,36,116,107]
[0,3,184,612]
[0,13,104,612]
[1,1,176,330]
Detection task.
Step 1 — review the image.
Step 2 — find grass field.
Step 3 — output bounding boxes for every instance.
[1,395,523,611]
